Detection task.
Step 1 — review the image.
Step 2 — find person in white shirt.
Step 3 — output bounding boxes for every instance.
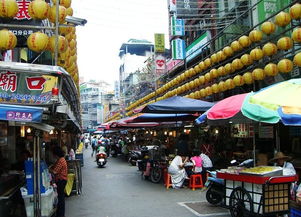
[168,153,189,189]
[200,152,213,184]
[270,152,296,176]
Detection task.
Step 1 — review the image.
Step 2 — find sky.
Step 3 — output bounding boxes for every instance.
[72,0,169,87]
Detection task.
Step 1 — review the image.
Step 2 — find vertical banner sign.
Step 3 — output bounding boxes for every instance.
[171,16,185,36]
[154,33,165,53]
[257,0,290,23]
[172,39,186,60]
[169,0,177,12]
[155,54,166,76]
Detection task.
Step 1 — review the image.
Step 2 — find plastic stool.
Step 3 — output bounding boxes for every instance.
[163,169,172,189]
[189,174,204,190]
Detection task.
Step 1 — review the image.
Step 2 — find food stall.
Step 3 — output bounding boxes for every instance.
[217,166,297,217]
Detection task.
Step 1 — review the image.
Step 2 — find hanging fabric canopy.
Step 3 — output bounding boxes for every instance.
[124,113,198,123]
[139,96,215,114]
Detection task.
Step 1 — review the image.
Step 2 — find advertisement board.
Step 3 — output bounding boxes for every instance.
[154,33,165,53]
[186,32,209,62]
[170,17,185,36]
[256,0,290,23]
[172,39,186,60]
[0,71,58,105]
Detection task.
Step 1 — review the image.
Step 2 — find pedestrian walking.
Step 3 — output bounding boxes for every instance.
[91,136,97,157]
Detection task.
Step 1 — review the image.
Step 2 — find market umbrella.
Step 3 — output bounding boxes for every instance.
[139,96,215,114]
[242,78,301,126]
[124,113,198,123]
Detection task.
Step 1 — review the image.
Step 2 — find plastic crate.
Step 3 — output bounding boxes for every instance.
[22,187,55,217]
[291,208,301,217]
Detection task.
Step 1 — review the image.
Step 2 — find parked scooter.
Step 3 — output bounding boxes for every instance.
[96,146,107,168]
[128,150,142,166]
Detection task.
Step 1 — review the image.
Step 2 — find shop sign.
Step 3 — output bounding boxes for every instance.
[166,59,184,72]
[257,0,290,23]
[155,54,166,76]
[176,0,199,17]
[15,0,31,20]
[232,124,252,138]
[154,33,165,53]
[172,39,186,60]
[170,16,185,36]
[0,71,58,105]
[6,111,33,121]
[259,126,274,139]
[169,0,176,12]
[186,31,209,62]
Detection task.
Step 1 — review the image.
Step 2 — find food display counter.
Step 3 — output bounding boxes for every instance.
[217,166,297,217]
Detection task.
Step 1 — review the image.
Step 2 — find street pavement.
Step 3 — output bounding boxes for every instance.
[66,148,230,217]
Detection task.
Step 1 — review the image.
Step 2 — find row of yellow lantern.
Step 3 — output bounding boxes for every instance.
[0,0,73,23]
[126,3,301,113]
[184,56,299,100]
[105,113,122,122]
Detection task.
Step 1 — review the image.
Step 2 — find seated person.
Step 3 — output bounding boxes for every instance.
[168,152,189,189]
[190,150,203,175]
[269,152,296,176]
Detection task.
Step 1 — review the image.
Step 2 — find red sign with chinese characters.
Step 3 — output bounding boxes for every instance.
[15,0,31,20]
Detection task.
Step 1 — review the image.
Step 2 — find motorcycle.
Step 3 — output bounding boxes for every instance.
[205,171,225,205]
[128,150,142,166]
[96,146,107,168]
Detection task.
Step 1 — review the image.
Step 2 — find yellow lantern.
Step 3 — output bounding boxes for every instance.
[218,81,226,92]
[243,72,253,84]
[27,32,49,53]
[211,84,219,94]
[292,28,301,42]
[277,37,293,50]
[217,66,226,77]
[275,11,291,27]
[200,89,206,98]
[290,3,301,20]
[0,29,16,50]
[48,5,67,24]
[217,51,225,61]
[210,68,218,79]
[189,81,195,89]
[262,42,278,56]
[194,78,200,87]
[199,76,205,85]
[48,35,68,53]
[205,86,212,96]
[194,65,201,73]
[204,58,211,69]
[59,23,73,35]
[261,21,276,35]
[211,53,218,63]
[180,73,185,81]
[0,0,18,18]
[184,83,190,91]
[224,63,233,74]
[204,73,211,83]
[184,70,190,78]
[264,63,278,76]
[225,79,235,90]
[232,58,244,71]
[70,47,76,56]
[28,0,49,20]
[249,30,263,42]
[293,52,301,67]
[252,68,265,80]
[190,68,196,76]
[231,40,242,52]
[240,54,253,66]
[223,46,233,57]
[52,0,71,8]
[198,61,205,71]
[277,59,294,73]
[233,75,245,86]
[239,35,251,48]
[250,48,263,61]
[66,7,73,16]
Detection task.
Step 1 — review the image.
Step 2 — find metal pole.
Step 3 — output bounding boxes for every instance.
[33,135,37,217]
[36,132,41,217]
[0,24,55,29]
[54,1,60,66]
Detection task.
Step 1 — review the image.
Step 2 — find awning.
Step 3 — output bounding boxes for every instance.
[125,113,198,123]
[0,104,43,123]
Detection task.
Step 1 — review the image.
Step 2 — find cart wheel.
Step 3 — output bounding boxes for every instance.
[229,187,253,217]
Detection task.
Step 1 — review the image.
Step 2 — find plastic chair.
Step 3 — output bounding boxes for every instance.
[163,169,172,189]
[189,174,204,190]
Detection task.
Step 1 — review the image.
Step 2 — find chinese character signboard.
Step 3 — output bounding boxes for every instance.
[186,31,209,62]
[16,0,31,20]
[166,59,184,72]
[171,16,185,36]
[257,0,290,23]
[154,33,165,53]
[172,39,186,60]
[155,54,166,76]
[0,71,58,105]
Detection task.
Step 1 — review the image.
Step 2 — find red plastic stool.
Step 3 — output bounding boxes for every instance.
[189,174,204,190]
[163,169,172,189]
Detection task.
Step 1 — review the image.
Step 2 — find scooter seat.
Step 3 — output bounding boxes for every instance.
[208,177,224,185]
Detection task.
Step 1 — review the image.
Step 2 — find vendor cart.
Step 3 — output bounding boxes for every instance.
[217,172,297,217]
